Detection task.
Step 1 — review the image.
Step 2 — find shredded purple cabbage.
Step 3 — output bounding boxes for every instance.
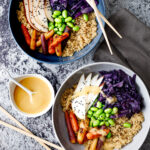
[50,0,99,18]
[96,70,143,118]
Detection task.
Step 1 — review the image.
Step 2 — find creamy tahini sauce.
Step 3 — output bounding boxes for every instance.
[14,77,51,114]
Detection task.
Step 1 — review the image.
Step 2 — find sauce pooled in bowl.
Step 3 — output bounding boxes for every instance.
[14,77,51,114]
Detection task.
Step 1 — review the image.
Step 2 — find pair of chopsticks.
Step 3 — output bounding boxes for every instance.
[0,106,64,150]
[86,0,122,55]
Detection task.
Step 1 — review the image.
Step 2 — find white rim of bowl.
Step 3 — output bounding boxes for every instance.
[9,74,55,118]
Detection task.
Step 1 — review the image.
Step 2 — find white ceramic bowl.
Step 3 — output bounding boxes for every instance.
[53,62,150,150]
[9,74,55,117]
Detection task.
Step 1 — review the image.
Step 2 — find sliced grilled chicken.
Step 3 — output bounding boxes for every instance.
[36,0,48,29]
[23,0,38,30]
[72,74,104,120]
[29,0,48,32]
[44,0,53,22]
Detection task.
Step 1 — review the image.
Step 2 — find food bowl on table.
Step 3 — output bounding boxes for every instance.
[9,74,55,117]
[8,0,105,64]
[52,62,150,150]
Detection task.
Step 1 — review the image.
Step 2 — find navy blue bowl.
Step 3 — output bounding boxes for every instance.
[8,0,105,64]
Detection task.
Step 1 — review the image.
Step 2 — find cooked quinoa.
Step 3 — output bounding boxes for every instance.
[103,112,144,150]
[17,2,97,57]
[61,86,144,150]
[62,13,97,57]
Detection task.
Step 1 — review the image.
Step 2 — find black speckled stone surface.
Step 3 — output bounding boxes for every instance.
[0,0,150,149]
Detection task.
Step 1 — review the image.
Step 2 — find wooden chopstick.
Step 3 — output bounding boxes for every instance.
[87,0,113,55]
[0,120,64,150]
[0,106,51,150]
[97,11,122,39]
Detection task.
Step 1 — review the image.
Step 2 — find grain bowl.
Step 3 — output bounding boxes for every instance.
[52,62,150,150]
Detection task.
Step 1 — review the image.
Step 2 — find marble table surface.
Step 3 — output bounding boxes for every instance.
[0,0,150,149]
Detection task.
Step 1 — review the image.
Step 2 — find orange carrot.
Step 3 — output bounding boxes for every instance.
[65,111,76,144]
[86,133,101,140]
[48,37,55,54]
[103,129,110,134]
[36,30,54,47]
[21,24,31,46]
[69,111,79,132]
[30,30,36,50]
[51,32,69,47]
[53,34,62,56]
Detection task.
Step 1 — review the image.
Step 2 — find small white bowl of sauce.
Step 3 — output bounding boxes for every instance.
[9,74,55,117]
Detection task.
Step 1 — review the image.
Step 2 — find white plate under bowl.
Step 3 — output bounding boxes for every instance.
[52,62,150,150]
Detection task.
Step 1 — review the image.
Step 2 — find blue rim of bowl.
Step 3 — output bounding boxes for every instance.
[8,0,106,64]
[52,62,150,150]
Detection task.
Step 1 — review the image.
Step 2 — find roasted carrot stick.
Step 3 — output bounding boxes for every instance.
[69,111,79,132]
[30,30,36,50]
[53,34,62,56]
[36,30,54,47]
[51,32,69,47]
[65,111,76,144]
[21,24,31,46]
[48,37,55,54]
[77,128,86,144]
[86,133,101,140]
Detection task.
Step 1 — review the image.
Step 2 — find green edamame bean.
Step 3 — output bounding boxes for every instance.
[106,114,110,118]
[54,28,58,32]
[67,22,74,28]
[48,25,54,31]
[104,108,112,114]
[72,19,75,23]
[91,116,96,121]
[87,114,92,118]
[107,132,112,139]
[52,14,57,18]
[88,110,93,115]
[99,113,106,120]
[73,26,80,31]
[99,121,105,126]
[83,14,88,22]
[48,22,53,27]
[57,23,62,28]
[93,113,99,119]
[112,107,118,114]
[65,17,73,22]
[123,122,132,128]
[90,107,98,112]
[55,18,62,23]
[95,109,102,116]
[105,117,109,121]
[57,31,63,35]
[53,10,61,16]
[96,101,102,108]
[108,119,115,126]
[105,121,110,127]
[59,16,63,19]
[62,10,68,18]
[93,120,100,127]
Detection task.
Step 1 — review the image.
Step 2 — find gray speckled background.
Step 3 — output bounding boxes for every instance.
[0,0,150,149]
